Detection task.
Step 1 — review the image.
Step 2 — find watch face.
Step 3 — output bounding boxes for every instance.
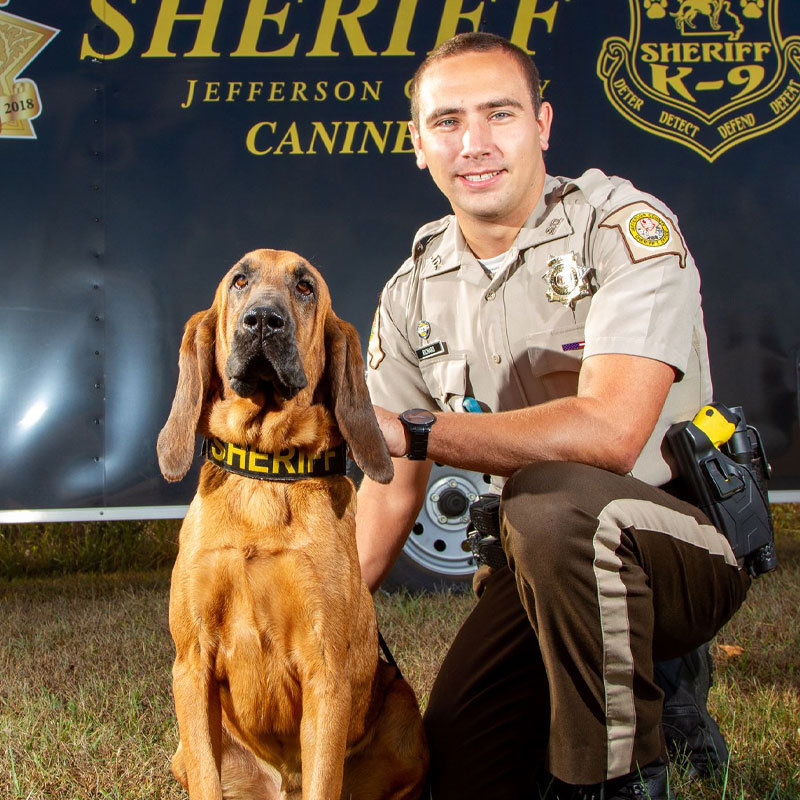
[402,408,436,425]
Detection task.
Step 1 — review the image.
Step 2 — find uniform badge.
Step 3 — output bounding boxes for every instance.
[629,211,670,248]
[543,252,592,310]
[416,320,431,340]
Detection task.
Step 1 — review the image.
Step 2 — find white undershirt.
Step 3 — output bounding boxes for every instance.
[477,250,511,275]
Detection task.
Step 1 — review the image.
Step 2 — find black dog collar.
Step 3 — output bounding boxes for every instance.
[203,437,347,481]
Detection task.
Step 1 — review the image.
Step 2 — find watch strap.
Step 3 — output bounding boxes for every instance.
[406,426,430,461]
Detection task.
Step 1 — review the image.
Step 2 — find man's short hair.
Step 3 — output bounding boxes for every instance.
[409,32,543,127]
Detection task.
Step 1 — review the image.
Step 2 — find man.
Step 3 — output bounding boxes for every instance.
[356,32,750,799]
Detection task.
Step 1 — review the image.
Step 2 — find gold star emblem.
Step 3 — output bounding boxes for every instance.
[0,8,59,138]
[543,253,593,310]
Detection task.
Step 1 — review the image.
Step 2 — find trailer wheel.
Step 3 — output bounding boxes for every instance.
[383,464,491,592]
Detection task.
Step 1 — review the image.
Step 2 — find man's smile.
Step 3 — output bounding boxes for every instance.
[459,169,505,184]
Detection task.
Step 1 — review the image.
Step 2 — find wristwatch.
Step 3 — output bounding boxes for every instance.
[398,408,437,461]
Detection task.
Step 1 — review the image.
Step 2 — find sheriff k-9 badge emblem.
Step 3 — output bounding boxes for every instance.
[597,0,800,161]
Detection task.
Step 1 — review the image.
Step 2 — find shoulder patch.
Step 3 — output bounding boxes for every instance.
[628,210,670,248]
[600,202,687,268]
[367,301,384,370]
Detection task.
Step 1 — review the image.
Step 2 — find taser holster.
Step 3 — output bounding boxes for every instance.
[666,404,777,577]
[466,404,777,578]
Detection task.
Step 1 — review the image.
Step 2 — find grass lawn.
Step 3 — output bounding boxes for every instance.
[1,509,798,798]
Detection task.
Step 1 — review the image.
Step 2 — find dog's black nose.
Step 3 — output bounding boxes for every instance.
[242,306,286,336]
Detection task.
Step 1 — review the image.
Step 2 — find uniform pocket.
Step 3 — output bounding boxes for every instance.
[526,326,584,401]
[419,354,468,411]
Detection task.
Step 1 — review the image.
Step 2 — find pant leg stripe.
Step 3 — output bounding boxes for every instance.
[604,498,737,567]
[594,497,737,777]
[593,511,635,777]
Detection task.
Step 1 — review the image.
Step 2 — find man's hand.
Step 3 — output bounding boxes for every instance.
[409,353,676,477]
[373,405,413,458]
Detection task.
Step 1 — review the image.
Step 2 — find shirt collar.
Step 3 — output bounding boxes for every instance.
[420,174,574,283]
[513,174,575,251]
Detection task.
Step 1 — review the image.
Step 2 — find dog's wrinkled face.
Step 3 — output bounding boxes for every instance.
[157,248,393,484]
[220,250,328,402]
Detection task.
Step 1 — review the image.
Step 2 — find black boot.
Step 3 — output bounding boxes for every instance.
[599,760,674,800]
[655,642,728,779]
[542,761,674,800]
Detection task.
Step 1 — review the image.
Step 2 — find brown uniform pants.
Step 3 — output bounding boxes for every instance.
[423,462,750,795]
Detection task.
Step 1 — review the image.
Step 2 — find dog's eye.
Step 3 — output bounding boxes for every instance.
[296,280,314,297]
[232,274,249,290]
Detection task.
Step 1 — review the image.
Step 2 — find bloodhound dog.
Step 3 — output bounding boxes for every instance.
[157,249,428,800]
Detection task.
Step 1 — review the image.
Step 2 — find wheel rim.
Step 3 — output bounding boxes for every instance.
[403,465,492,577]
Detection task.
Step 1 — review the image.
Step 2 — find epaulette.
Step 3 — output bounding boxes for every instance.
[566,168,620,209]
[413,234,436,260]
[410,216,451,260]
[383,216,451,291]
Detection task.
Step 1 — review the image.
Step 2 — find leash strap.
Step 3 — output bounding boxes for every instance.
[203,437,347,481]
[378,628,403,679]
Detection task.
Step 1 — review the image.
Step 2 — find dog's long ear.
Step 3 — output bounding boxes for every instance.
[324,312,394,485]
[157,306,218,482]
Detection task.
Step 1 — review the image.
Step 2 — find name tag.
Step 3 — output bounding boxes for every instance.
[415,341,445,360]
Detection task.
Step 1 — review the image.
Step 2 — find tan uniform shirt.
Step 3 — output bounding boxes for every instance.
[367,169,712,487]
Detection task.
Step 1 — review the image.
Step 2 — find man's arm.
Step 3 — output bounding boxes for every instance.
[357,456,433,593]
[374,352,676,477]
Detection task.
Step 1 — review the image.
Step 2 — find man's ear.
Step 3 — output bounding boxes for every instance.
[409,120,428,170]
[537,101,554,152]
